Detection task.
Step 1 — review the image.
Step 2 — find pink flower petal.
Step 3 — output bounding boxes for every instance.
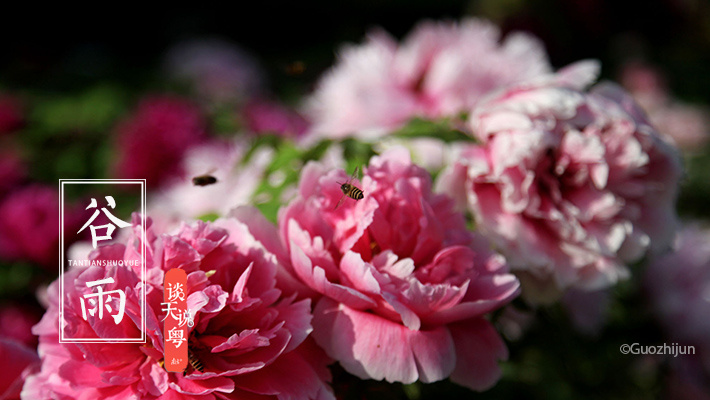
[313,298,455,384]
[449,318,508,391]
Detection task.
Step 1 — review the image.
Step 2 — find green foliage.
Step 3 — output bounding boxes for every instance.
[391,117,475,143]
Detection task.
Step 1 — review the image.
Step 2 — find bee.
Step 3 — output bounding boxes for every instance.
[187,349,204,374]
[334,166,364,210]
[192,174,217,187]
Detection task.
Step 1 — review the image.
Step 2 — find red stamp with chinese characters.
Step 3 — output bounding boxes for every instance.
[163,268,190,372]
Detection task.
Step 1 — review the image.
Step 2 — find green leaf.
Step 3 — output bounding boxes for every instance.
[391,117,475,143]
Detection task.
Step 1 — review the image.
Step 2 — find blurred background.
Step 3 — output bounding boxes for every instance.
[1,1,709,399]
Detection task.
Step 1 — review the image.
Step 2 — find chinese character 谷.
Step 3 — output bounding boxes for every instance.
[167,326,187,348]
[77,196,131,248]
[166,282,185,302]
[79,277,126,324]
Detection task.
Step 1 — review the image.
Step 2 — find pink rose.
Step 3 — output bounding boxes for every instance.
[305,18,551,141]
[111,96,207,188]
[22,216,334,400]
[438,63,682,295]
[232,147,520,390]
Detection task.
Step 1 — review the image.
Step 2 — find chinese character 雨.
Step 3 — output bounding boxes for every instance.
[79,277,126,324]
[78,196,131,248]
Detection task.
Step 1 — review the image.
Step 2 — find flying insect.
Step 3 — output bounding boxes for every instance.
[334,166,364,210]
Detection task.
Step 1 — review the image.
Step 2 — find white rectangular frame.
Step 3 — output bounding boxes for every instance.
[58,179,147,343]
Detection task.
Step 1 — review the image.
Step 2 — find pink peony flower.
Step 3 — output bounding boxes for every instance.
[438,62,682,295]
[645,225,710,370]
[22,216,334,400]
[242,99,309,137]
[305,18,551,141]
[163,38,264,104]
[0,185,82,269]
[111,96,207,188]
[231,147,520,390]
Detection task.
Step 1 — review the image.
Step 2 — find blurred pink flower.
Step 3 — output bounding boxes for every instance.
[0,304,41,348]
[0,185,82,269]
[111,96,207,188]
[0,94,24,135]
[0,303,41,399]
[645,225,710,370]
[242,99,309,137]
[0,148,26,197]
[164,38,264,104]
[22,216,334,400]
[438,62,682,296]
[0,338,39,400]
[664,356,710,400]
[561,288,610,336]
[148,138,272,232]
[305,18,551,141]
[232,147,520,390]
[620,61,709,151]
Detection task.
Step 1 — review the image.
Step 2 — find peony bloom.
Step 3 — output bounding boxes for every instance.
[242,99,309,138]
[111,96,207,188]
[163,38,264,104]
[148,138,273,232]
[232,147,520,390]
[645,225,710,370]
[438,62,682,295]
[0,185,82,269]
[22,216,334,400]
[305,18,551,141]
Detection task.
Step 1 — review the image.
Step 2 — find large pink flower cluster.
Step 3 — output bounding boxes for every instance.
[305,18,551,141]
[231,148,520,390]
[22,216,334,400]
[438,63,683,295]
